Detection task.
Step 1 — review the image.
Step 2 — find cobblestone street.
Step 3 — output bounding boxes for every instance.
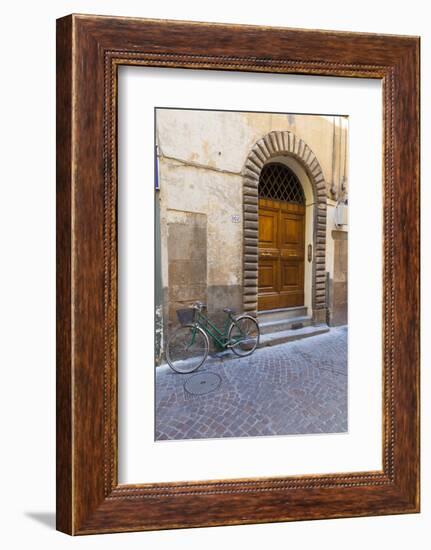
[155,326,347,440]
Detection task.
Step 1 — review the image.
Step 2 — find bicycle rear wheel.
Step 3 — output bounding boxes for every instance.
[228,315,260,357]
[166,324,209,373]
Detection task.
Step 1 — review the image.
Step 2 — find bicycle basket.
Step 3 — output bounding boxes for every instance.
[176,308,195,326]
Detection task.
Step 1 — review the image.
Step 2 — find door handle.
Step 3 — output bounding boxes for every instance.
[308,244,313,262]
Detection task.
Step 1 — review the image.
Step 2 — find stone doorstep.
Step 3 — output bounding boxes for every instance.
[258,315,313,335]
[257,306,314,335]
[258,306,308,322]
[259,324,329,348]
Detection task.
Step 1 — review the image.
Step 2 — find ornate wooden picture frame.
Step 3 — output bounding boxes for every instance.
[56,14,420,534]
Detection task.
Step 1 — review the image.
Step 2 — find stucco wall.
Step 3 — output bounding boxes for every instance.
[156,108,348,341]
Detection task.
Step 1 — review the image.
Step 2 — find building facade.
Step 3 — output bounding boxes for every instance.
[155,109,348,361]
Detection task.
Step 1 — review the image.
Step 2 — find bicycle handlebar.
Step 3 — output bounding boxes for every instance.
[193,301,207,310]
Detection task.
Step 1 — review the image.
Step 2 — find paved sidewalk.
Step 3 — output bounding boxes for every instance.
[155,326,347,440]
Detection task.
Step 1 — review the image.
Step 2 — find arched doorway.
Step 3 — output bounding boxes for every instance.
[258,162,306,310]
[242,130,327,324]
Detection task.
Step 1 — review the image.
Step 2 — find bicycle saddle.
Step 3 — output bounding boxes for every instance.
[223,307,236,314]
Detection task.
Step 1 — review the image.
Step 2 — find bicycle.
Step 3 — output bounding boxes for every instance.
[166,302,260,374]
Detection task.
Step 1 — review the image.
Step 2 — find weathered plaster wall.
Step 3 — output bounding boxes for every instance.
[157,132,244,333]
[156,108,348,339]
[157,110,348,196]
[329,230,348,326]
[166,210,207,323]
[326,202,348,326]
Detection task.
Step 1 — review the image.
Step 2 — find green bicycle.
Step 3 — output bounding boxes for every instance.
[166,302,260,374]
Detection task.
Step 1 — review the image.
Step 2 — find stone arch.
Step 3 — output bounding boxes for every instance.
[242,130,327,322]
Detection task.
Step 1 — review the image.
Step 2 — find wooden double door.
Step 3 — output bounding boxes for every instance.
[258,197,305,311]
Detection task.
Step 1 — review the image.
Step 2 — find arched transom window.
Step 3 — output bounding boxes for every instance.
[259,162,305,204]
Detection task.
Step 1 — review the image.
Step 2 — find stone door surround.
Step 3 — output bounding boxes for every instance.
[242,130,327,321]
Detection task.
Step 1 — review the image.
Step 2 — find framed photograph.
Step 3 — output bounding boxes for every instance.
[56,14,420,534]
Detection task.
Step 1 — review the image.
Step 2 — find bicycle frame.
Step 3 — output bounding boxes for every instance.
[193,310,245,351]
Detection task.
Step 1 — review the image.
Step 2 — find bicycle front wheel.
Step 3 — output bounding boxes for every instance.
[166,324,209,373]
[228,315,260,357]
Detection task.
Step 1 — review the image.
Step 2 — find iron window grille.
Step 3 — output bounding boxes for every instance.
[259,162,305,204]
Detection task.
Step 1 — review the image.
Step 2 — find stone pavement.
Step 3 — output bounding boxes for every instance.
[155,326,347,441]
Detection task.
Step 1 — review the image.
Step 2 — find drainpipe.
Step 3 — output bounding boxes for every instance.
[155,145,163,365]
[330,116,337,198]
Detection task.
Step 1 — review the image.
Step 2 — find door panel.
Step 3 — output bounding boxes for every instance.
[281,262,301,287]
[258,209,278,249]
[258,259,278,292]
[258,198,305,310]
[281,214,303,246]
